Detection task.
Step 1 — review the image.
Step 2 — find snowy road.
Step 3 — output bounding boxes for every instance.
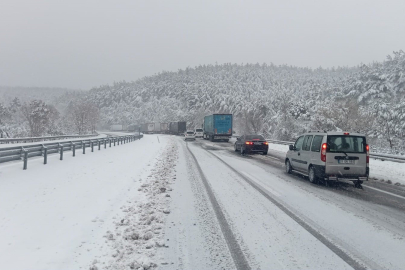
[1,135,404,270]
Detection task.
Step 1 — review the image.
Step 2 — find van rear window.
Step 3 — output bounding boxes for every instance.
[327,136,366,153]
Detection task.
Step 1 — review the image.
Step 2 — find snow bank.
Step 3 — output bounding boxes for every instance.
[90,138,178,270]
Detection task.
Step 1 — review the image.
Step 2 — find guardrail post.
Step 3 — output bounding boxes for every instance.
[59,144,63,160]
[114,139,116,146]
[43,146,48,164]
[22,148,28,170]
[91,142,94,152]
[82,141,86,154]
[98,140,101,150]
[109,139,111,147]
[73,144,76,157]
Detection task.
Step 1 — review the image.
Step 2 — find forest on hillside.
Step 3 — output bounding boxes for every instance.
[1,51,404,153]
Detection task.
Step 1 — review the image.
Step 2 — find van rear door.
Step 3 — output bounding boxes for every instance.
[325,135,367,176]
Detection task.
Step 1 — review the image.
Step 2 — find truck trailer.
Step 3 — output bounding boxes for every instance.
[203,114,233,142]
[169,122,187,135]
[147,123,155,134]
[160,123,169,134]
[110,124,123,131]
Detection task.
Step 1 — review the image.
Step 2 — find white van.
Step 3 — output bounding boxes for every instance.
[285,131,369,188]
[194,128,203,138]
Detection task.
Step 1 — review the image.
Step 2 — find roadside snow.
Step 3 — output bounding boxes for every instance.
[91,137,178,270]
[0,134,168,270]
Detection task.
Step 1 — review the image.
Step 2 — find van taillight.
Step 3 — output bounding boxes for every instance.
[321,143,327,162]
[366,144,369,164]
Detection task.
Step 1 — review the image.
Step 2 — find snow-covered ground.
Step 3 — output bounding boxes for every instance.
[0,134,172,270]
[267,143,405,186]
[1,136,404,270]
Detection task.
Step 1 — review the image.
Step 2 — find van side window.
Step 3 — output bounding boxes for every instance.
[294,136,305,151]
[302,135,313,151]
[311,135,323,152]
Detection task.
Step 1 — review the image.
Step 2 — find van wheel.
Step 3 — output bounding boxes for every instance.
[308,166,318,184]
[285,160,292,174]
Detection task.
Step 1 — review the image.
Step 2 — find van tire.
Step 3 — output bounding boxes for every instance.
[308,166,318,184]
[285,160,292,174]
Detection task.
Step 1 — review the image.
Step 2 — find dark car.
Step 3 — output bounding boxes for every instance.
[234,134,268,155]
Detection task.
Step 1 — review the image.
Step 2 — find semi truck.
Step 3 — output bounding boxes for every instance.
[160,123,169,134]
[154,122,161,133]
[203,114,233,142]
[169,122,187,135]
[147,123,155,134]
[110,124,123,131]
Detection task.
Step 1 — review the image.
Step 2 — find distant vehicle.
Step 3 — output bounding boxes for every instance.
[169,121,187,135]
[154,122,161,133]
[127,125,140,132]
[285,131,369,188]
[234,134,268,155]
[203,114,233,142]
[194,128,203,138]
[140,123,148,133]
[184,130,196,141]
[160,123,169,134]
[110,124,123,131]
[147,123,155,134]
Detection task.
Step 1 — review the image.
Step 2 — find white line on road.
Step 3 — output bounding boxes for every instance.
[364,185,405,200]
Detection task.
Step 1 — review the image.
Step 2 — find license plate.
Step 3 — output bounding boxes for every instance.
[254,142,261,145]
[338,160,354,164]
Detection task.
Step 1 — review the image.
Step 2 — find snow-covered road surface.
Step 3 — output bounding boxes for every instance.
[1,135,404,270]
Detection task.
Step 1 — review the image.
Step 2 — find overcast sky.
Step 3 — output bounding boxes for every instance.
[1,0,404,89]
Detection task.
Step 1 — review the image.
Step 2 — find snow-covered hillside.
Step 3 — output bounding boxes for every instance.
[87,51,405,152]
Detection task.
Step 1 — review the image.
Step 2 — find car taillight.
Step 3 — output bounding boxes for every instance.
[321,143,327,162]
[263,142,268,145]
[366,144,369,164]
[245,142,252,145]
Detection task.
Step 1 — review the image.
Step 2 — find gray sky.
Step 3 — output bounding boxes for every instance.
[1,0,404,89]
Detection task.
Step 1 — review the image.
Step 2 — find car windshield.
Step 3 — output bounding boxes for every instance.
[246,135,265,140]
[187,132,194,134]
[327,136,366,153]
[196,129,203,132]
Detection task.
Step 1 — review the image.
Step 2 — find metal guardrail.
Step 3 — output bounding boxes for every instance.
[0,134,100,144]
[0,134,143,170]
[266,139,405,163]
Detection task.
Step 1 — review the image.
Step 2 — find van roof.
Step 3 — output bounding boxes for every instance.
[306,131,365,136]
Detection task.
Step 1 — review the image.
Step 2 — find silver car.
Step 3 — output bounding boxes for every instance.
[285,131,369,188]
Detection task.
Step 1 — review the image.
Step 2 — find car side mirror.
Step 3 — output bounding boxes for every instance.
[289,145,295,151]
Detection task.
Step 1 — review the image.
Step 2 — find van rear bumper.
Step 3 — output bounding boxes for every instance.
[313,165,368,181]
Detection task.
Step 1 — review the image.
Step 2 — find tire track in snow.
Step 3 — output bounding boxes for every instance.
[186,143,251,270]
[207,150,368,270]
